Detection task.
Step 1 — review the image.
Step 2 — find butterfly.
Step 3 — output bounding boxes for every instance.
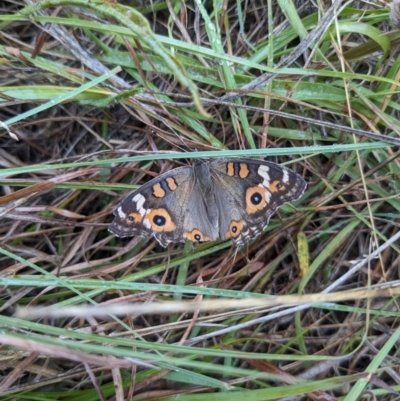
[109,158,306,247]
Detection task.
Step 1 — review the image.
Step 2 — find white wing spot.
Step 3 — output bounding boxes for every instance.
[258,165,270,187]
[282,169,289,183]
[133,193,148,216]
[133,193,144,207]
[117,207,126,219]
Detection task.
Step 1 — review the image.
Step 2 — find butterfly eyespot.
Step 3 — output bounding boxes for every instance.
[127,212,142,224]
[246,187,268,213]
[183,229,210,242]
[269,180,286,192]
[145,208,176,232]
[250,192,262,205]
[225,220,245,239]
[153,215,166,226]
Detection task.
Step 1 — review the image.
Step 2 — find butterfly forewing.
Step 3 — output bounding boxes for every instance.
[109,166,195,245]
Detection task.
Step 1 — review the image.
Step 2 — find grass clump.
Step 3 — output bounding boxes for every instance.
[1,1,400,400]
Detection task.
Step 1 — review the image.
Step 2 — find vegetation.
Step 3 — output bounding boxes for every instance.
[1,0,400,400]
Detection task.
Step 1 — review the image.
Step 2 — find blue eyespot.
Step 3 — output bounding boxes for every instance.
[251,193,262,205]
[153,215,166,226]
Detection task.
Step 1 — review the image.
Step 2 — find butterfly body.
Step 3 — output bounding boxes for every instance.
[109,158,306,247]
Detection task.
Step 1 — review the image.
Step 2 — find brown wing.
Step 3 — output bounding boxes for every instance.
[210,158,306,246]
[109,163,219,247]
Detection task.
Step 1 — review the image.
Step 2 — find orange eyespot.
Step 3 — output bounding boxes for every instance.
[225,220,245,239]
[145,208,176,232]
[269,180,285,192]
[183,229,211,242]
[128,213,142,223]
[246,186,268,213]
